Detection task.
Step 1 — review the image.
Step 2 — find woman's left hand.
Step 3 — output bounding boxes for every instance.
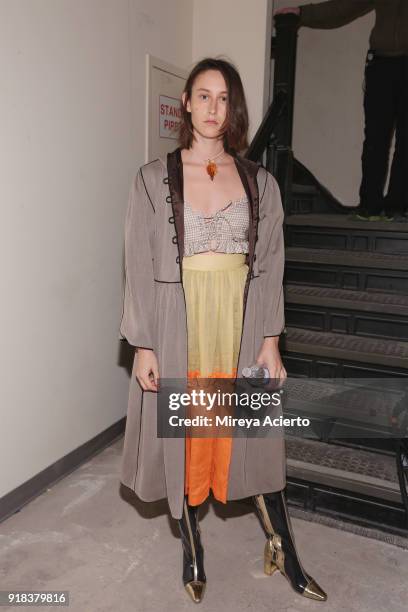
[256,336,287,389]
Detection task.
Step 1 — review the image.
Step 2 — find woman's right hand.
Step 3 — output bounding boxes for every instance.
[274,7,300,16]
[135,348,160,392]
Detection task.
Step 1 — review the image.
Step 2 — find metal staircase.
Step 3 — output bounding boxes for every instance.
[281,204,408,534]
[245,13,408,534]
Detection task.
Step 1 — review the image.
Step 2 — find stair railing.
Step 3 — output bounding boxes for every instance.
[246,13,300,215]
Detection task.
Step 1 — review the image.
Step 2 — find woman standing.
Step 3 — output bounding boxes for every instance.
[119,57,327,604]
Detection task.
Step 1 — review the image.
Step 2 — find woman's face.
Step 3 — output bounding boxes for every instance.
[183,69,228,142]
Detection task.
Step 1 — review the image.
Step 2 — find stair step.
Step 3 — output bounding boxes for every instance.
[285,214,408,254]
[286,247,408,270]
[285,248,408,294]
[286,213,408,232]
[284,285,408,341]
[282,327,408,369]
[283,376,405,438]
[286,437,401,503]
[291,183,320,195]
[285,284,408,316]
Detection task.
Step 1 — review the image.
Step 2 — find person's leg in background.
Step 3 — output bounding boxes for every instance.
[384,56,408,218]
[357,52,397,219]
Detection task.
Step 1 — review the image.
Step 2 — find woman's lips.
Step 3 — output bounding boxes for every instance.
[205,120,218,124]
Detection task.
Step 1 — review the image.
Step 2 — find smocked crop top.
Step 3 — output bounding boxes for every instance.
[183,194,249,256]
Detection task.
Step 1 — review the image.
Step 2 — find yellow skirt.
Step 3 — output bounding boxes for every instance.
[182,253,248,506]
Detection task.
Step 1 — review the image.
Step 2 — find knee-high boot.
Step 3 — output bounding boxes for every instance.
[176,495,206,603]
[253,491,327,601]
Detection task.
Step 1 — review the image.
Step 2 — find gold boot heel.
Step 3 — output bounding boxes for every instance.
[264,538,278,575]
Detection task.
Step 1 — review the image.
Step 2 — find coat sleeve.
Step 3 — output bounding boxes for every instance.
[119,167,156,350]
[257,170,285,338]
[299,0,374,29]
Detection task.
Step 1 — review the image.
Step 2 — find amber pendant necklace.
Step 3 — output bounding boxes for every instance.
[203,148,225,181]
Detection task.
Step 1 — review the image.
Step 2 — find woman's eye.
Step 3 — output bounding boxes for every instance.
[199,94,227,101]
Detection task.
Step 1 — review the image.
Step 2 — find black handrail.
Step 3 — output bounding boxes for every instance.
[245,14,300,214]
[245,90,287,162]
[244,13,344,214]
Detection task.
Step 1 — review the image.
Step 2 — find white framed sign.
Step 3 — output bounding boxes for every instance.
[159,94,182,139]
[146,55,189,162]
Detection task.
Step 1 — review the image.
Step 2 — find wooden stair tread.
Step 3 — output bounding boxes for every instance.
[286,247,408,270]
[284,284,408,315]
[286,213,408,232]
[286,437,401,503]
[283,327,408,368]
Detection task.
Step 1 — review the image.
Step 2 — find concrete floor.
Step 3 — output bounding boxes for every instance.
[1,439,408,612]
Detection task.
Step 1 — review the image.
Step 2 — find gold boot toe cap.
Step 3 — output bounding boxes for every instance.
[304,578,327,601]
[185,581,206,603]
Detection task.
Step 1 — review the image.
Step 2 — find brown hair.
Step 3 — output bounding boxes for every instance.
[178,57,249,155]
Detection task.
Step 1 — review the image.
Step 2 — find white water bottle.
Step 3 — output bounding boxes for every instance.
[242,363,270,381]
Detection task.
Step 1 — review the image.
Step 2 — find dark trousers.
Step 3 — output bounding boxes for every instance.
[359,50,408,215]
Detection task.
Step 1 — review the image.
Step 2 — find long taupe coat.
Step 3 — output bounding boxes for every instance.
[119,146,286,520]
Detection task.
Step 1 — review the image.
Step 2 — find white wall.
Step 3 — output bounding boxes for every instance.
[0,0,192,499]
[274,0,375,204]
[192,0,273,142]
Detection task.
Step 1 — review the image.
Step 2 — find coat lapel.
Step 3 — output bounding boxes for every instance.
[232,153,260,275]
[167,147,185,283]
[166,146,260,284]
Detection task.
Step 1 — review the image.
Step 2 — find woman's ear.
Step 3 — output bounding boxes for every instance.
[182,91,190,113]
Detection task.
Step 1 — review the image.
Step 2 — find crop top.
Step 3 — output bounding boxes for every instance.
[183,194,249,256]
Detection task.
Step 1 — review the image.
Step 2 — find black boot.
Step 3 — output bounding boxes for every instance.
[253,491,327,601]
[176,496,206,603]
